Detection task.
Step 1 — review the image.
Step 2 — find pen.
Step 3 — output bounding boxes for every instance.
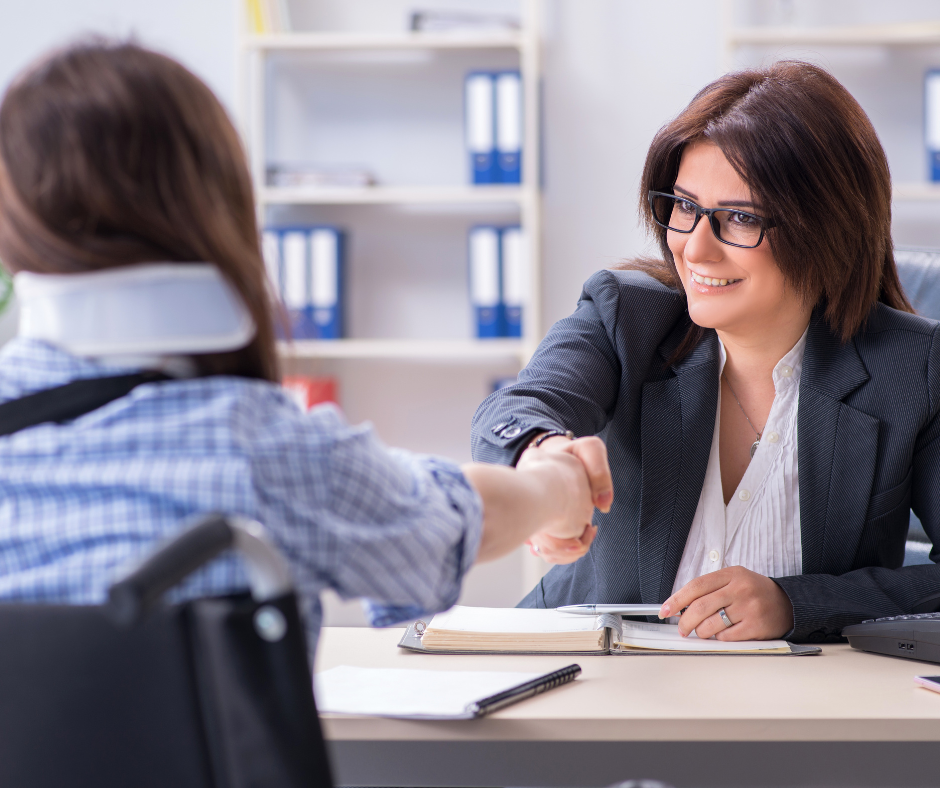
[468,664,582,717]
[556,604,664,616]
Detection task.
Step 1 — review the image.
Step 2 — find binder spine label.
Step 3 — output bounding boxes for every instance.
[310,228,342,340]
[465,72,497,184]
[469,226,503,338]
[281,230,311,338]
[500,227,526,338]
[928,71,940,182]
[495,71,523,184]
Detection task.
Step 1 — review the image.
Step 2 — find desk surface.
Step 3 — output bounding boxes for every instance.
[315,627,940,787]
[315,627,940,743]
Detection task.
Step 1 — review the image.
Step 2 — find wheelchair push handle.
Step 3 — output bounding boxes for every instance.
[108,513,293,625]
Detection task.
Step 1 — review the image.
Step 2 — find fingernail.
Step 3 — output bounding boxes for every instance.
[598,491,613,509]
[658,606,669,619]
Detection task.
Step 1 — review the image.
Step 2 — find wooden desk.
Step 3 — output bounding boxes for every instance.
[314,627,940,787]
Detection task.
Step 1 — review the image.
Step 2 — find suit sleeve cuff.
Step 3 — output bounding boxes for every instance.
[772,576,851,643]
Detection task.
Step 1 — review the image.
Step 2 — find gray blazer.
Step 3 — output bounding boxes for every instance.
[471,269,940,642]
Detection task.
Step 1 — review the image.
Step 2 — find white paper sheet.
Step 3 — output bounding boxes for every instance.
[315,665,545,719]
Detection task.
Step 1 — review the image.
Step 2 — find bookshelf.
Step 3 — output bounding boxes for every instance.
[725,20,940,48]
[259,184,525,206]
[239,0,542,365]
[242,31,524,51]
[238,1,548,621]
[721,3,940,223]
[280,337,525,361]
[893,182,940,202]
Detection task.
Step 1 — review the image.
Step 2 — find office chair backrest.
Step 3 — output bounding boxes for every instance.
[895,248,940,567]
[0,515,333,788]
[895,247,940,321]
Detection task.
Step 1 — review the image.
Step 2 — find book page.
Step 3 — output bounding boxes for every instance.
[315,665,546,719]
[614,621,789,653]
[420,605,608,652]
[426,605,602,633]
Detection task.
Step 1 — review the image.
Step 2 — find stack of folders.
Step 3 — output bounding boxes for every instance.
[469,225,527,338]
[928,70,940,182]
[410,10,520,34]
[465,71,523,184]
[262,227,343,340]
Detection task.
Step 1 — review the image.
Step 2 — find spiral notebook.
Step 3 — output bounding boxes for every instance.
[398,606,821,656]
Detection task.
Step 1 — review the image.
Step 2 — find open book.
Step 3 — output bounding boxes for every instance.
[398,606,820,656]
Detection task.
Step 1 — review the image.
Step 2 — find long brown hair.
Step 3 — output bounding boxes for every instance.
[0,39,277,381]
[630,60,911,361]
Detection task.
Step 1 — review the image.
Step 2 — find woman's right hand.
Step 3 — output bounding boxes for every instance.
[518,435,612,564]
[521,435,614,512]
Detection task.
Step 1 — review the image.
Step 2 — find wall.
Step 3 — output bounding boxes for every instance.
[539,1,721,328]
[0,0,237,107]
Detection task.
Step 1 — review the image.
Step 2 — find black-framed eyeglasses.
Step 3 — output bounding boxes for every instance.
[648,191,776,249]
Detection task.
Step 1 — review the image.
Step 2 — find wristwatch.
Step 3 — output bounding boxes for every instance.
[527,429,575,450]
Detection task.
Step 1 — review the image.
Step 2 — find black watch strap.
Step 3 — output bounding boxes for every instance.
[531,429,575,449]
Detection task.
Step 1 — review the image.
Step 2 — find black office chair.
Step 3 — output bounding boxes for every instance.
[896,247,940,567]
[0,513,333,788]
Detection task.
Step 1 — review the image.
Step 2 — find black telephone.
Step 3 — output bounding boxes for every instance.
[843,612,940,663]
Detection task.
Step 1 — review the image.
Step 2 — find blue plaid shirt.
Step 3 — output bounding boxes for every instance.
[0,338,482,650]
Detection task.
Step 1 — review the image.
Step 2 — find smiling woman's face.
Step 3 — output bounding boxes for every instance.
[668,140,806,338]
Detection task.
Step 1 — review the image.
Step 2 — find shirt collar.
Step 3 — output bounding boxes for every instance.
[772,326,808,389]
[717,324,810,391]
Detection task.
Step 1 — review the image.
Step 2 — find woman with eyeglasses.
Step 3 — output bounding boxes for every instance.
[472,60,940,643]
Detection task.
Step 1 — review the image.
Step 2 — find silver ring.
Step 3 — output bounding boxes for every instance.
[718,607,733,628]
[533,544,541,554]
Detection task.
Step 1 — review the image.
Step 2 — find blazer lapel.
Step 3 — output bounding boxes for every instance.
[638,325,720,603]
[798,310,879,575]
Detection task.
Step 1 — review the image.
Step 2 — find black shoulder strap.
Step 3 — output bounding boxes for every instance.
[0,371,171,438]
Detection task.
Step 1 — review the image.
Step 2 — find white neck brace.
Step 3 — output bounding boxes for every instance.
[15,263,257,358]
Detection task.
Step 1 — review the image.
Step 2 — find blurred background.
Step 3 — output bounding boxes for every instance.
[1,0,938,623]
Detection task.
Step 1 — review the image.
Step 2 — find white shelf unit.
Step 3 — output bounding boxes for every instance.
[239,1,543,365]
[893,182,940,201]
[243,31,524,51]
[238,3,548,618]
[278,337,525,361]
[721,4,940,223]
[259,184,525,206]
[726,20,940,48]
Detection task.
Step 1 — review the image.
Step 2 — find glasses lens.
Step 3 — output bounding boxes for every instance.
[713,210,764,248]
[652,194,697,232]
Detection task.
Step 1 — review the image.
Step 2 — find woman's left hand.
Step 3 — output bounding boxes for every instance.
[658,566,794,641]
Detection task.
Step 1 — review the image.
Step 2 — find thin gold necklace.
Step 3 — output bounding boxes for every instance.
[722,373,763,458]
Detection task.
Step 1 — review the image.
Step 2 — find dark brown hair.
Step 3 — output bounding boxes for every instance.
[0,39,277,381]
[630,60,911,360]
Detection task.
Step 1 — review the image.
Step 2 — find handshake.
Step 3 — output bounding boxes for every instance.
[462,433,612,566]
